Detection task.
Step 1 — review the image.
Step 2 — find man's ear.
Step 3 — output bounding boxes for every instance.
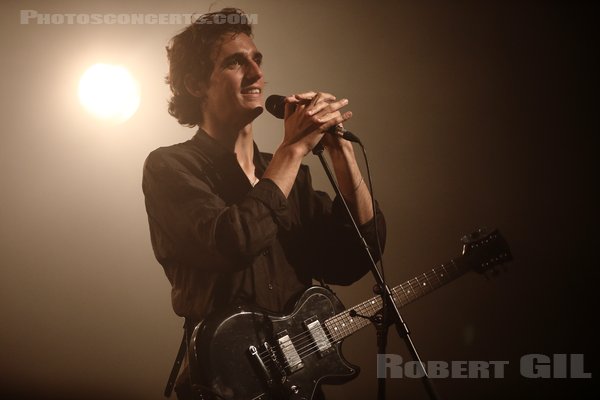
[184,73,205,97]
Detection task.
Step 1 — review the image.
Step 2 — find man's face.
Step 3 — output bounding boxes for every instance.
[202,33,264,125]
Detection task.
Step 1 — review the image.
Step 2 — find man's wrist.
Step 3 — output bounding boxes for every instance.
[327,139,354,160]
[276,141,307,161]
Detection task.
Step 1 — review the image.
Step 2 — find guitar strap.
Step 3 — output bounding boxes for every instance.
[163,319,190,398]
[318,276,332,292]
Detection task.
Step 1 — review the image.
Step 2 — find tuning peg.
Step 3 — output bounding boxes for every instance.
[461,227,489,244]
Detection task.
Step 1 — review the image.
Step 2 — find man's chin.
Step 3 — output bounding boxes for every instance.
[234,105,263,125]
[249,105,263,120]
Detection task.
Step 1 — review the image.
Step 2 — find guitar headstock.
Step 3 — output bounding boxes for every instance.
[460,228,512,273]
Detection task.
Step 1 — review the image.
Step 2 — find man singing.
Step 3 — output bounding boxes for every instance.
[143,8,386,399]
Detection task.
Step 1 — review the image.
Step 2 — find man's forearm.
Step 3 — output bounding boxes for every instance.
[328,141,374,225]
[261,144,305,198]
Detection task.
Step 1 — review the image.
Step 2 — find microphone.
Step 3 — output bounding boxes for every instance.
[265,94,287,119]
[265,94,362,144]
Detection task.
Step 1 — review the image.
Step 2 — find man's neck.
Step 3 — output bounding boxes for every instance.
[200,119,255,176]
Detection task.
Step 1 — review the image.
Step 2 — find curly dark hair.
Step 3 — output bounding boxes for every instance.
[165,8,253,127]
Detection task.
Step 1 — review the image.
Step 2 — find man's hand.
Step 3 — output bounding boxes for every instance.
[284,92,372,224]
[263,91,356,199]
[281,91,353,156]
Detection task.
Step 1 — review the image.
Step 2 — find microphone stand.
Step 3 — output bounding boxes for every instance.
[312,141,441,400]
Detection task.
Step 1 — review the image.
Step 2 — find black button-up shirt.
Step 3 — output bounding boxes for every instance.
[143,130,386,321]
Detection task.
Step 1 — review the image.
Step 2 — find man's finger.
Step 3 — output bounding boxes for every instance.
[294,91,336,104]
[284,101,297,119]
[319,111,353,132]
[313,98,348,119]
[294,91,317,101]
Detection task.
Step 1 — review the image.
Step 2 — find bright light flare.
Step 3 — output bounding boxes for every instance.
[78,63,140,124]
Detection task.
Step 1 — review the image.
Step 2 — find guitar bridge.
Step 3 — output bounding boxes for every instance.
[248,345,273,386]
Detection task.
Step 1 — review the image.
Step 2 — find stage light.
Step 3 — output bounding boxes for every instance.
[78,63,140,124]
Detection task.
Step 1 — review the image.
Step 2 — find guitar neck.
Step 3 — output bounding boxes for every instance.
[324,256,472,342]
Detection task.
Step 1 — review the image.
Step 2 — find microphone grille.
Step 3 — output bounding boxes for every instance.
[265,94,286,119]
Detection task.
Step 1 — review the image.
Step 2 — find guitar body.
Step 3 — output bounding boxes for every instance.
[191,286,359,400]
[189,229,512,400]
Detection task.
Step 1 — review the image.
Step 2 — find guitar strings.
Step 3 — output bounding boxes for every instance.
[256,264,456,359]
[255,256,510,370]
[258,240,503,363]
[256,267,451,364]
[255,264,465,367]
[256,298,379,367]
[273,296,381,363]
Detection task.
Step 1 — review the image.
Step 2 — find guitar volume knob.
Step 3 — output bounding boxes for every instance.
[289,385,307,400]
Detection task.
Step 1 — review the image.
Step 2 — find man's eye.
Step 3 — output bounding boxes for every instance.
[226,58,242,68]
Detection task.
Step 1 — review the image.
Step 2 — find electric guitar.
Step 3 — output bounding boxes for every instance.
[190,228,512,400]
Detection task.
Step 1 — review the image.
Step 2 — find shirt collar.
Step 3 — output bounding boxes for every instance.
[191,128,268,177]
[190,128,268,204]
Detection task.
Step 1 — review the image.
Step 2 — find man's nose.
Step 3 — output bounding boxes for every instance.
[245,60,263,81]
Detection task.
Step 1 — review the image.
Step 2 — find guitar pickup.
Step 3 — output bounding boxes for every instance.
[276,331,303,373]
[305,316,333,356]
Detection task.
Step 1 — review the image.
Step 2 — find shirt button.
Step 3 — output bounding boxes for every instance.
[262,248,270,256]
[268,283,273,290]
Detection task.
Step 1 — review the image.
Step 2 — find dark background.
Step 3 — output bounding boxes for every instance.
[0,0,596,399]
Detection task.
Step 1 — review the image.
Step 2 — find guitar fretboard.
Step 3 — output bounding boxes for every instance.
[324,258,469,342]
